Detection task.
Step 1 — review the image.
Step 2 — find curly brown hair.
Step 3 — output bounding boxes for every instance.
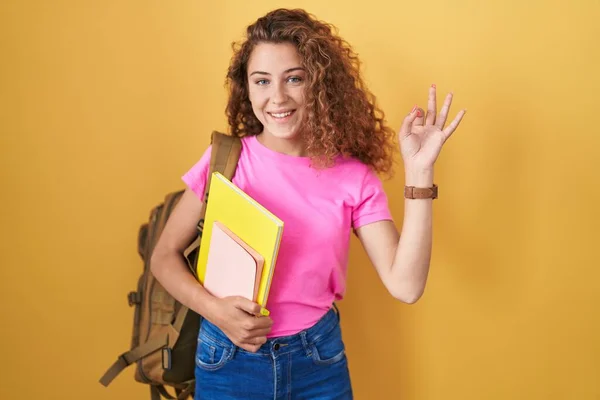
[225,8,396,175]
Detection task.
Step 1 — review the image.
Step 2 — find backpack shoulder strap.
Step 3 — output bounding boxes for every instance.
[202,131,242,202]
[183,132,242,269]
[209,131,242,179]
[99,334,169,387]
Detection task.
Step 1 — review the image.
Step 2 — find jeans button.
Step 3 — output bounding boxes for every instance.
[274,343,280,351]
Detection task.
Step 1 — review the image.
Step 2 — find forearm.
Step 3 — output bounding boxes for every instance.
[390,169,434,303]
[150,250,218,319]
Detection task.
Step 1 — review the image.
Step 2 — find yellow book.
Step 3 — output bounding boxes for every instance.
[196,172,284,313]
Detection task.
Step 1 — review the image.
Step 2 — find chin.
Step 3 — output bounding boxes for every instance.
[265,126,301,140]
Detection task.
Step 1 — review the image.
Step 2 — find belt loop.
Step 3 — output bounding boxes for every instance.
[333,303,340,322]
[300,331,312,357]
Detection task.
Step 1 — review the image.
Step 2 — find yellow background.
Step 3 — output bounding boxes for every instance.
[1,1,598,399]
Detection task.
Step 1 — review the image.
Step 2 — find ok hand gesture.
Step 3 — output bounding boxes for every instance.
[399,85,466,171]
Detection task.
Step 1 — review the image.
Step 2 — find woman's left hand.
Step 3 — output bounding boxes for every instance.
[398,85,466,171]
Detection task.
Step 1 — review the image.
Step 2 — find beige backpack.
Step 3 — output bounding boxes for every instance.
[99,132,242,399]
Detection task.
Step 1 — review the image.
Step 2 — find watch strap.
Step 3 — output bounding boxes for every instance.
[404,184,438,199]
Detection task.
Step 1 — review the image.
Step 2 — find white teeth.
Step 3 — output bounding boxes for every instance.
[271,111,293,118]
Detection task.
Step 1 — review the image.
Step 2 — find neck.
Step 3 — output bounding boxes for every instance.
[256,131,307,157]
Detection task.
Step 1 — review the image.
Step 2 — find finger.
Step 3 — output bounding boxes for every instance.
[246,327,272,338]
[239,317,273,338]
[249,316,273,330]
[254,336,267,346]
[242,318,273,333]
[425,84,437,126]
[414,107,425,126]
[435,92,453,130]
[241,343,262,353]
[241,315,272,332]
[399,105,420,139]
[240,336,266,352]
[241,334,267,346]
[442,109,466,139]
[240,314,272,332]
[233,296,261,315]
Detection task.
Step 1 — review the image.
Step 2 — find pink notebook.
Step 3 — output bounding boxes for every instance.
[203,221,264,301]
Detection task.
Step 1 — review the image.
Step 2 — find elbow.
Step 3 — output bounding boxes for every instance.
[389,286,424,305]
[401,293,423,305]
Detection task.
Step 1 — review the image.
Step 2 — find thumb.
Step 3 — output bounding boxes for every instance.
[399,105,420,139]
[413,107,425,126]
[233,296,261,315]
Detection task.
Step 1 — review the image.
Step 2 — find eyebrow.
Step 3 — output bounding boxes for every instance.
[249,67,305,77]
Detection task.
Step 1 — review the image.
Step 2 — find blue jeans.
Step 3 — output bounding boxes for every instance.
[194,307,353,399]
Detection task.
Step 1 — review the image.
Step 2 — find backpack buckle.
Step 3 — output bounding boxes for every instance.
[161,347,172,370]
[128,291,141,306]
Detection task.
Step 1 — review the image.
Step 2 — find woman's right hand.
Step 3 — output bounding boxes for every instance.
[207,296,273,353]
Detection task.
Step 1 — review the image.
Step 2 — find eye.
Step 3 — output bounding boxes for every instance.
[255,79,269,85]
[287,76,303,84]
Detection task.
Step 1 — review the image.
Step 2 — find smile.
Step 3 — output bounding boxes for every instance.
[268,110,296,120]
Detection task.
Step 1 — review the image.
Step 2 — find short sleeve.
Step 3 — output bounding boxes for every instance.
[181,145,212,201]
[351,168,393,229]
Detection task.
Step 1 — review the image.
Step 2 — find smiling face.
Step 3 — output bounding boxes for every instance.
[247,42,306,142]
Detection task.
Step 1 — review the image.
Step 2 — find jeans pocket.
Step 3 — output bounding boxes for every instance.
[195,336,234,371]
[310,326,347,366]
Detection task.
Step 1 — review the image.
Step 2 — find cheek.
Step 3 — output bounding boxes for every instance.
[248,91,266,109]
[252,103,266,117]
[248,94,265,118]
[292,89,306,107]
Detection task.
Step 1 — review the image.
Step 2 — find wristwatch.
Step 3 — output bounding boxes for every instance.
[404,184,438,200]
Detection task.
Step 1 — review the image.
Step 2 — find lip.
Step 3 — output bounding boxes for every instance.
[267,109,296,114]
[267,109,296,124]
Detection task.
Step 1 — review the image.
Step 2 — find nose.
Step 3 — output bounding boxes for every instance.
[271,82,288,105]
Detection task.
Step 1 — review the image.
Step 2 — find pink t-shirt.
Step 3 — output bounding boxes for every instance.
[182,135,393,337]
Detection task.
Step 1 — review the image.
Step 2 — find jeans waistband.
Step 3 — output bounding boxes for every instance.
[199,306,341,356]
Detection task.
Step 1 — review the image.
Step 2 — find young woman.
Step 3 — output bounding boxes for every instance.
[151,8,466,400]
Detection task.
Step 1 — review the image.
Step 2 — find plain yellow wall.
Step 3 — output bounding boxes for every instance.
[1,0,599,399]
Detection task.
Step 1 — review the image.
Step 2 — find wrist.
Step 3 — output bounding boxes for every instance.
[405,168,434,187]
[192,286,219,320]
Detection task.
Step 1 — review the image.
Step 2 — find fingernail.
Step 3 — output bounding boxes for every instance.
[432,84,436,88]
[416,109,422,117]
[260,308,270,316]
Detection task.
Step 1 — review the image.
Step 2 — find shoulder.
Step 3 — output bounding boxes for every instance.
[184,135,251,173]
[330,155,383,187]
[339,157,392,226]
